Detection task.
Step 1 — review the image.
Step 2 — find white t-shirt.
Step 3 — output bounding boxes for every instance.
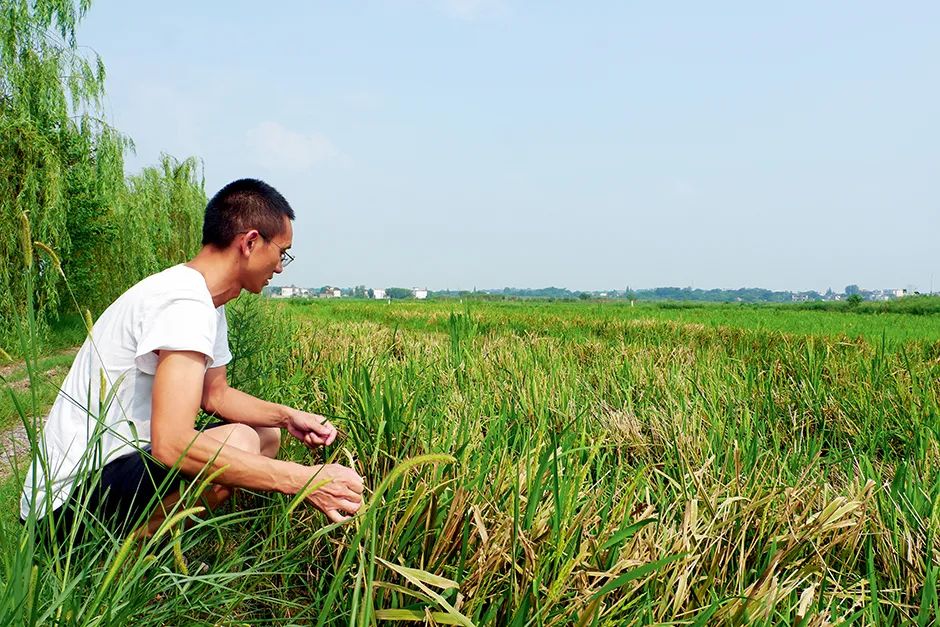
[20,264,232,519]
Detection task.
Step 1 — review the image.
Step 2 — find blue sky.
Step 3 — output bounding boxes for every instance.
[79,1,938,292]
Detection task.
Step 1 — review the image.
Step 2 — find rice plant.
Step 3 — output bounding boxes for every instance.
[3,286,939,624]
[195,297,937,625]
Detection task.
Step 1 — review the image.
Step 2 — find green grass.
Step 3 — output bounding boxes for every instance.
[0,473,24,531]
[0,313,88,361]
[0,352,76,430]
[283,297,940,346]
[2,296,938,624]
[262,298,939,624]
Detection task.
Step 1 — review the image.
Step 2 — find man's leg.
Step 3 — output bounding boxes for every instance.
[256,426,282,458]
[140,423,280,536]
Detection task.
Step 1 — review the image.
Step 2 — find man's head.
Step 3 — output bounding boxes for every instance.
[203,179,295,293]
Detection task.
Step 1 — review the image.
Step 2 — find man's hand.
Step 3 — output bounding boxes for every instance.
[305,463,365,523]
[285,409,338,448]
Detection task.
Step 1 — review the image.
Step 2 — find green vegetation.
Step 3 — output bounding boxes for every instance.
[0,0,204,354]
[0,351,74,430]
[261,298,940,624]
[3,287,940,624]
[386,287,416,300]
[1,1,937,624]
[284,297,940,346]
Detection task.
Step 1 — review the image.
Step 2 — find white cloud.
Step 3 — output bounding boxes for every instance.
[245,121,345,172]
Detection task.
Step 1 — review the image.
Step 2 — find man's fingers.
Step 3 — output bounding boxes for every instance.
[325,509,349,523]
[323,481,363,497]
[315,422,338,445]
[303,430,335,447]
[303,463,366,523]
[337,498,362,513]
[321,485,362,503]
[288,412,339,448]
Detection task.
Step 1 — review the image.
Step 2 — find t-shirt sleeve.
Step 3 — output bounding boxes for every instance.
[135,294,219,375]
[211,306,233,369]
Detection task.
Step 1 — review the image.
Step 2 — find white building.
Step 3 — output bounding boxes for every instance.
[317,286,343,298]
[412,287,428,300]
[272,285,309,298]
[372,288,386,300]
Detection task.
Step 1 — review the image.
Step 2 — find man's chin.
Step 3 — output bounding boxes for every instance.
[245,277,272,294]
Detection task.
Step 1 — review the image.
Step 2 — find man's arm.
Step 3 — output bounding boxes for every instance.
[201,364,337,447]
[152,350,363,521]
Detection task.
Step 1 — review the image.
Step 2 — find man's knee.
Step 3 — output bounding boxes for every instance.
[223,423,262,454]
[258,427,281,458]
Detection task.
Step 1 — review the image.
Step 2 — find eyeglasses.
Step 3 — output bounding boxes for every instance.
[266,237,294,268]
[237,230,294,267]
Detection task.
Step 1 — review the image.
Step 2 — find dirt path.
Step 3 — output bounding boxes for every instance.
[0,423,31,481]
[0,346,79,482]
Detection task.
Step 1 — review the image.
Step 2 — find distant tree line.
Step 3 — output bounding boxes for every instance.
[427,285,924,304]
[277,283,927,307]
[431,287,582,300]
[633,287,801,303]
[428,286,807,302]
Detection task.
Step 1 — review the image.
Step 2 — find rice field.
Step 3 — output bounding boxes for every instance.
[3,296,939,625]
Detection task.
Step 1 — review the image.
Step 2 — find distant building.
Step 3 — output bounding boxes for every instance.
[318,286,342,298]
[271,285,309,298]
[412,287,428,300]
[372,288,386,300]
[893,288,907,298]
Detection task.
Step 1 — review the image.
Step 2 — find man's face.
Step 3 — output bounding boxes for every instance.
[244,217,293,293]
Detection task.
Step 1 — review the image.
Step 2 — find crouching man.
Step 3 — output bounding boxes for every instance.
[21,178,364,539]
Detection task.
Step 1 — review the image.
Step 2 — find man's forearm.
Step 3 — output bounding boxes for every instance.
[154,428,306,494]
[204,385,290,429]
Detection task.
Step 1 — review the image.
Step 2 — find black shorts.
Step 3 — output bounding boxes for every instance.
[28,420,231,544]
[38,447,183,543]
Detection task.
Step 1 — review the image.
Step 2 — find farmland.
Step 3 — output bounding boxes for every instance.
[1,0,936,623]
[3,296,939,624]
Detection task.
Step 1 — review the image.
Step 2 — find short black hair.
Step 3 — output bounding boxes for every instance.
[202,178,295,248]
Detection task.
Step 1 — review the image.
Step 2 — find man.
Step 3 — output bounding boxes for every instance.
[21,179,364,538]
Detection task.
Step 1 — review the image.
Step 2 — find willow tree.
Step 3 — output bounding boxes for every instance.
[112,154,206,296]
[0,0,123,346]
[0,1,206,351]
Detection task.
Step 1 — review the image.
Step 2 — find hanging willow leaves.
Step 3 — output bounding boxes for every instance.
[0,0,205,351]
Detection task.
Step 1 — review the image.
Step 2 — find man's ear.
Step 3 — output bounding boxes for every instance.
[240,230,261,257]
